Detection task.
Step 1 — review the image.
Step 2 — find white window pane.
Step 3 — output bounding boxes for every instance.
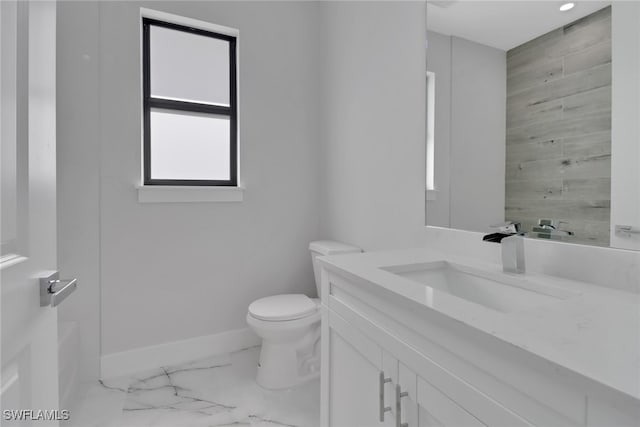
[426,71,436,190]
[150,110,230,181]
[150,26,230,106]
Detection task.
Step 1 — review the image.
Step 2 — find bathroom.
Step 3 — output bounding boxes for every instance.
[0,0,638,426]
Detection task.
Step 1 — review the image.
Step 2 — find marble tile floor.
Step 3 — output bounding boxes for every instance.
[65,346,320,427]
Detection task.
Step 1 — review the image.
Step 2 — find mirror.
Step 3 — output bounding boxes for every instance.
[425,1,640,250]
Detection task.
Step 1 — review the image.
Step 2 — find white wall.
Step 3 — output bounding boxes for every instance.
[57,0,101,381]
[57,0,323,368]
[319,1,427,252]
[425,32,506,232]
[449,37,506,233]
[611,2,640,250]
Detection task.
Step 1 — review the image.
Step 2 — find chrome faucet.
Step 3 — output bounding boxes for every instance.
[531,218,574,239]
[501,234,525,274]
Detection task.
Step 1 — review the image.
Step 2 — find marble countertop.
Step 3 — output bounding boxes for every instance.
[319,247,640,402]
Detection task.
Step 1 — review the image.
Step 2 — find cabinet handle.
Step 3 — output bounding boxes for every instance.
[379,371,392,421]
[395,384,408,427]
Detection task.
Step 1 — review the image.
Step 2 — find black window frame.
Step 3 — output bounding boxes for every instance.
[142,17,238,187]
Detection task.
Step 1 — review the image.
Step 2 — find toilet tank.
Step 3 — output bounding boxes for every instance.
[309,241,362,298]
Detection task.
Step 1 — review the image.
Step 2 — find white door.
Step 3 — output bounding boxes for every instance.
[1,1,61,426]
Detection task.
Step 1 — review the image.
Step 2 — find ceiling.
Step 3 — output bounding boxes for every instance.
[427,0,612,51]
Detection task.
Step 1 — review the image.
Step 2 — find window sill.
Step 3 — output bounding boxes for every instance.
[137,185,244,203]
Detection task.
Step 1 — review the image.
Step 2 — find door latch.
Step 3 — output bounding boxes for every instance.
[40,272,77,307]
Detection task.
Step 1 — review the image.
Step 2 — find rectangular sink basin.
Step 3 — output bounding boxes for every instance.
[380,261,578,313]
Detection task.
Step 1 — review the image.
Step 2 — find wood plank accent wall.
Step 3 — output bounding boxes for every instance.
[505,6,611,246]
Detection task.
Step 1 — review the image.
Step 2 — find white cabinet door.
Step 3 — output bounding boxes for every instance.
[415,376,485,427]
[1,1,61,425]
[328,330,383,427]
[397,363,485,427]
[398,362,419,427]
[327,312,395,427]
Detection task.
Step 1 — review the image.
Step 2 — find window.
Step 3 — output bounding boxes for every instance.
[426,71,436,195]
[142,17,237,186]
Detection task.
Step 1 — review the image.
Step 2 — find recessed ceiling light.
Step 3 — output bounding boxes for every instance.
[559,2,575,12]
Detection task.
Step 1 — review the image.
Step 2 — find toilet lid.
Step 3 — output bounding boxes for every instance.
[248,294,318,321]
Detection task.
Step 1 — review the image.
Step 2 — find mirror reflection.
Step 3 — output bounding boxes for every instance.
[425,1,639,250]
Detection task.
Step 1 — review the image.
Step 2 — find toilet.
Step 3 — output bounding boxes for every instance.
[246,240,362,390]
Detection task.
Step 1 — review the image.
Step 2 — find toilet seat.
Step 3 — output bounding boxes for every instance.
[248,294,318,322]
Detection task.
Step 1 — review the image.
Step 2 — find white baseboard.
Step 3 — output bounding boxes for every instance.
[100,327,260,379]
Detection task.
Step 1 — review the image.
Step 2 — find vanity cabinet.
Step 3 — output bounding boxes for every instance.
[320,268,639,427]
[325,307,524,427]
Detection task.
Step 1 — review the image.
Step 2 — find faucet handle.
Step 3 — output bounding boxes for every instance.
[538,218,556,228]
[490,221,521,234]
[538,218,569,229]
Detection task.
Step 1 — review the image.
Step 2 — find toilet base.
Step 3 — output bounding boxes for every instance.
[256,341,320,389]
[246,301,321,390]
[254,324,321,390]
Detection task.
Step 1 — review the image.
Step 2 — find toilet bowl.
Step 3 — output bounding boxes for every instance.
[247,240,361,390]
